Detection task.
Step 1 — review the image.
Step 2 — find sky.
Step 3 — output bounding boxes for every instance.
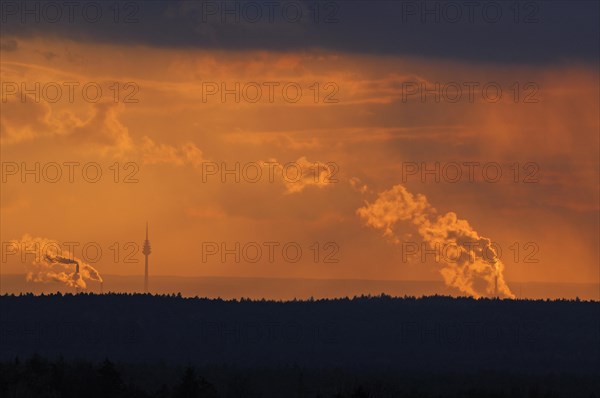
[1,1,598,299]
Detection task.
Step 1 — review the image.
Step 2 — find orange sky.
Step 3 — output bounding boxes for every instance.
[1,36,598,298]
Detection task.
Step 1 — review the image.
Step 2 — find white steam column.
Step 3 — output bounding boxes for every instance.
[495,274,498,297]
[494,262,499,298]
[143,222,151,293]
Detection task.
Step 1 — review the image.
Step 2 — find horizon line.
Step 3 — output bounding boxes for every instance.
[0,273,598,286]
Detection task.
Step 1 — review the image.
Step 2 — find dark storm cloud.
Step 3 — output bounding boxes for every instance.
[0,0,598,64]
[0,38,18,51]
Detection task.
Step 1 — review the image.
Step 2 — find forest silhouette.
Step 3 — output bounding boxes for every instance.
[1,294,598,397]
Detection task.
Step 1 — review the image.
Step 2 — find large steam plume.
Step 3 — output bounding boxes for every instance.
[357,185,514,298]
[8,235,103,290]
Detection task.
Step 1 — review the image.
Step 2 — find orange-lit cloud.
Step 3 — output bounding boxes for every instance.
[1,35,598,298]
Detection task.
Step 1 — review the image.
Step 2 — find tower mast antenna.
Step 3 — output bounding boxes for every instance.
[142,222,151,293]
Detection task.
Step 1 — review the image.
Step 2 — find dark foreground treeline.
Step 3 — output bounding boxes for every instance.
[1,294,599,373]
[2,355,599,398]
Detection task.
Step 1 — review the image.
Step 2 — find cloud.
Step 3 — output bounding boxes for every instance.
[68,101,134,156]
[7,234,103,290]
[1,1,597,64]
[358,184,514,298]
[0,93,134,155]
[0,35,596,290]
[0,38,18,51]
[0,96,59,144]
[357,184,430,240]
[140,136,205,167]
[260,156,337,194]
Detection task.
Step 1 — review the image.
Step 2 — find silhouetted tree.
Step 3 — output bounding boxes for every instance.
[155,384,170,398]
[198,375,220,398]
[174,366,220,398]
[49,356,66,394]
[350,386,369,398]
[98,359,124,397]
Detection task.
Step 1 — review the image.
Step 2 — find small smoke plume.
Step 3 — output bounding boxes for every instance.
[261,156,337,194]
[357,185,514,298]
[9,235,103,290]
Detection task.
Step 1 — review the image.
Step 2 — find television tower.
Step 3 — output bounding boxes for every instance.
[74,261,81,293]
[143,222,151,293]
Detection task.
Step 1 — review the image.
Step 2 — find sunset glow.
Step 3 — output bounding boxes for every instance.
[1,2,598,300]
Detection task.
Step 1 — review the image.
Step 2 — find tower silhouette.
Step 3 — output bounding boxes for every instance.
[143,222,151,293]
